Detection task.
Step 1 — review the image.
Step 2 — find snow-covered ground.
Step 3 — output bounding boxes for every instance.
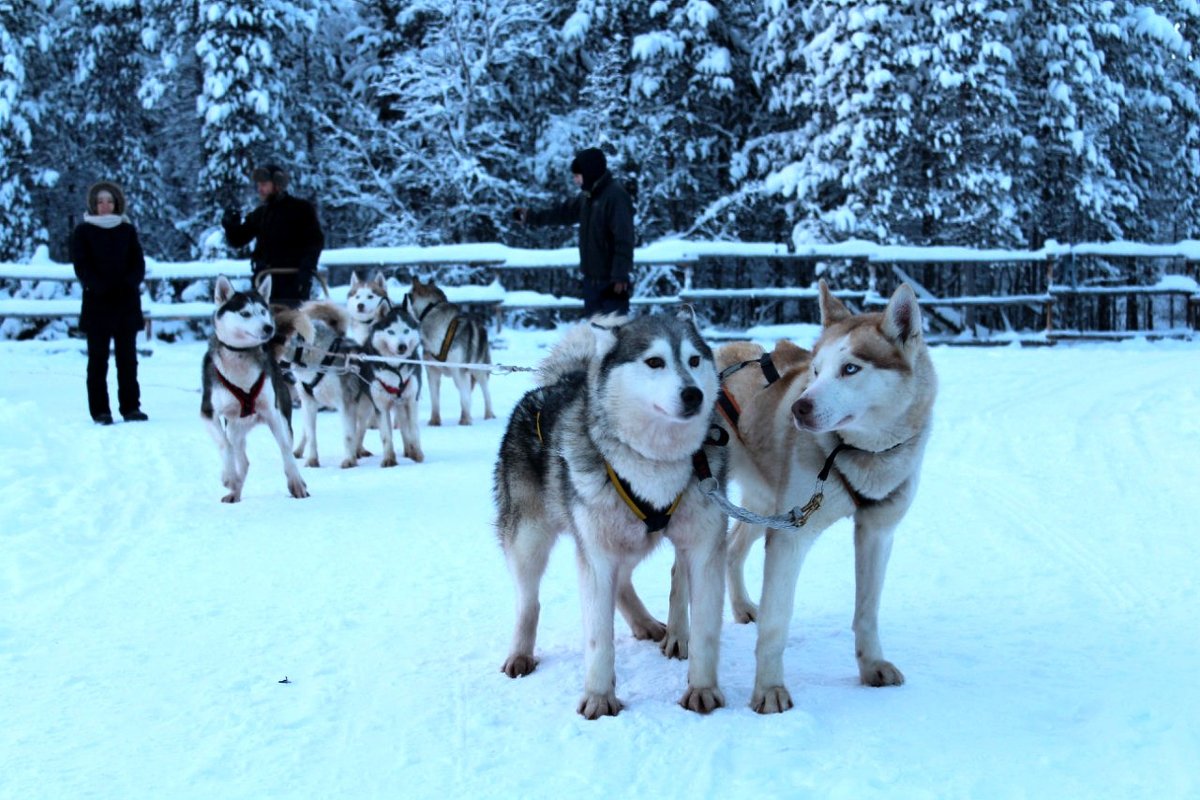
[2,327,1198,799]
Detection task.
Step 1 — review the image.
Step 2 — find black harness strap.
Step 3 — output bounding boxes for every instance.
[300,337,345,397]
[717,352,783,431]
[604,462,684,534]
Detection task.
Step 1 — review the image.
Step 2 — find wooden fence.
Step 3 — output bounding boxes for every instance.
[2,242,1198,343]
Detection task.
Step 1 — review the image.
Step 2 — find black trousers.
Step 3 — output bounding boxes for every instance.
[86,327,141,418]
[582,278,630,317]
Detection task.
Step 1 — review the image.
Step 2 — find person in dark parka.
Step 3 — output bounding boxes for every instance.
[514,148,635,316]
[70,181,148,424]
[221,164,324,308]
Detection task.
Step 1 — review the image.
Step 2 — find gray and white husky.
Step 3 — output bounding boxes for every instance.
[201,275,309,503]
[495,313,729,718]
[277,311,373,469]
[405,277,494,426]
[354,302,424,465]
[714,280,937,713]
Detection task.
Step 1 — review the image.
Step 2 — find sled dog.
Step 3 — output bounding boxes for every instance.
[405,277,494,426]
[296,270,390,346]
[355,302,424,465]
[201,275,309,503]
[276,310,373,469]
[495,313,729,718]
[715,280,936,713]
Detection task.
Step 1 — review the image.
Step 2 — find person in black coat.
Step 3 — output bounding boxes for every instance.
[70,181,148,424]
[515,148,635,316]
[221,164,324,308]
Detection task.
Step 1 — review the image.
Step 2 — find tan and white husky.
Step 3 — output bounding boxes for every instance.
[712,280,937,714]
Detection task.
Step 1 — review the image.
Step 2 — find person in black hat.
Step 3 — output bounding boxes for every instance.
[514,147,635,316]
[221,163,324,308]
[70,181,149,425]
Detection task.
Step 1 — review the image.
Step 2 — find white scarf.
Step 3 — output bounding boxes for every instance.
[83,213,130,229]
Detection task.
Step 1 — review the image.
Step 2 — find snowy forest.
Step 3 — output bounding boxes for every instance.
[2,0,1199,265]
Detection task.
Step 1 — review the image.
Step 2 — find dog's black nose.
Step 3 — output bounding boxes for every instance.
[263,325,274,338]
[398,344,408,355]
[680,386,703,416]
[792,397,813,421]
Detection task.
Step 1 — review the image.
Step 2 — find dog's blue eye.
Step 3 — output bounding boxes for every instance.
[646,357,665,369]
[842,363,861,376]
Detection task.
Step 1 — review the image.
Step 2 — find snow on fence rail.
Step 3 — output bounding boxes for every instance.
[2,240,1198,343]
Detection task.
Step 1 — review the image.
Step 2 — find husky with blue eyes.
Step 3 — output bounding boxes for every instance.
[494,312,729,719]
[201,274,309,503]
[715,279,937,714]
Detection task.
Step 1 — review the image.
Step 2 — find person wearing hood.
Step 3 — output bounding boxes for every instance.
[221,163,324,308]
[70,181,148,425]
[514,147,635,316]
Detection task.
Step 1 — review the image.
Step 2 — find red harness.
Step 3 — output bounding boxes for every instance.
[377,375,410,396]
[215,368,267,418]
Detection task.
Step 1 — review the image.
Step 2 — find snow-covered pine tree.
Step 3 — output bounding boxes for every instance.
[740,0,915,244]
[893,0,1022,247]
[376,0,556,244]
[194,0,292,233]
[1107,0,1200,241]
[0,0,47,260]
[1012,0,1135,245]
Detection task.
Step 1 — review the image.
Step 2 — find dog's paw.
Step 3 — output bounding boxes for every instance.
[340,458,357,469]
[428,416,441,427]
[859,659,905,687]
[577,691,623,720]
[731,601,758,624]
[221,492,240,504]
[501,654,538,678]
[660,632,689,660]
[679,685,725,714]
[288,479,309,499]
[458,414,473,426]
[357,447,373,458]
[292,445,304,458]
[628,618,666,642]
[381,454,398,468]
[406,447,425,463]
[750,685,794,714]
[304,456,320,468]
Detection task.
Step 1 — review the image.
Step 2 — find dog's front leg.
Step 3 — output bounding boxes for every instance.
[751,528,817,714]
[222,422,252,503]
[263,410,309,499]
[376,401,398,467]
[300,392,320,467]
[853,517,903,687]
[396,395,424,462]
[451,368,473,425]
[576,546,622,719]
[662,555,689,659]
[728,520,765,623]
[339,402,360,469]
[426,366,442,426]
[205,416,240,502]
[676,535,726,714]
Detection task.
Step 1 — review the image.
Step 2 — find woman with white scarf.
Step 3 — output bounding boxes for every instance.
[70,181,148,425]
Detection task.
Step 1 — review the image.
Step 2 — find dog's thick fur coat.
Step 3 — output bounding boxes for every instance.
[716,281,936,713]
[495,314,729,718]
[201,275,309,503]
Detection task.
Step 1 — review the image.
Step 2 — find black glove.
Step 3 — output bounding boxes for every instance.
[221,208,240,229]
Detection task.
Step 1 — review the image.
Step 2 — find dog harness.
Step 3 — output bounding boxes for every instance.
[417,300,462,363]
[716,352,782,431]
[213,367,267,418]
[298,336,347,397]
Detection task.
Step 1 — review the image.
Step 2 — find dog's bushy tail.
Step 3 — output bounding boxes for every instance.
[535,316,628,387]
[299,300,350,337]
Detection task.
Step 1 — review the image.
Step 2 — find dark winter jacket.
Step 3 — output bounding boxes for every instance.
[70,215,146,334]
[223,192,324,304]
[527,172,635,284]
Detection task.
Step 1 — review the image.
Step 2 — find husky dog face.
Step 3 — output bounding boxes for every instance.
[594,314,718,460]
[213,275,275,348]
[347,271,390,323]
[369,304,422,357]
[792,282,926,435]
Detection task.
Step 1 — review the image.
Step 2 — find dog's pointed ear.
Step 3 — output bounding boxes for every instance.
[374,298,392,322]
[882,283,923,344]
[258,274,273,303]
[350,271,363,289]
[372,271,387,291]
[818,279,851,327]
[214,275,234,305]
